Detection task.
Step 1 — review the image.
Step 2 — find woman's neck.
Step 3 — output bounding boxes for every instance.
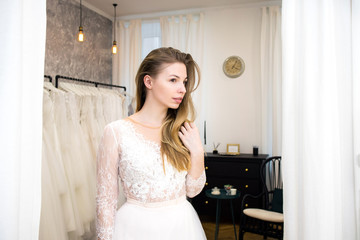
[133,101,167,126]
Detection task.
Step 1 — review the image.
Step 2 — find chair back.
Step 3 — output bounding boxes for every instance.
[260,156,282,212]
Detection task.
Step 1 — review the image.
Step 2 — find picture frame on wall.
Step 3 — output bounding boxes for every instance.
[226,144,240,155]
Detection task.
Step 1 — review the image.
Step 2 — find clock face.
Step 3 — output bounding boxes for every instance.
[223,56,245,78]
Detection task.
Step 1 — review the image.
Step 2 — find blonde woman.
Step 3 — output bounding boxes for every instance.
[96,47,206,240]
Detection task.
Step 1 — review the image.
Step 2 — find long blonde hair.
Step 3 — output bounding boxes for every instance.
[135,47,200,171]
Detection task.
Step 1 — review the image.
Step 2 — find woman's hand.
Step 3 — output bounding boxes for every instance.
[178,122,204,157]
[179,122,204,178]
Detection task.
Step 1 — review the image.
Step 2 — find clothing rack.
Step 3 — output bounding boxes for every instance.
[44,75,52,82]
[55,75,126,92]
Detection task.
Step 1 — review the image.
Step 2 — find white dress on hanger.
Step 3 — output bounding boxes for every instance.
[96,119,207,240]
[52,91,87,238]
[40,90,68,240]
[43,84,84,237]
[65,92,96,233]
[98,88,125,123]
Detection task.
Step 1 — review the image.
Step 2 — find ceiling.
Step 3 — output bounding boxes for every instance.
[82,0,277,19]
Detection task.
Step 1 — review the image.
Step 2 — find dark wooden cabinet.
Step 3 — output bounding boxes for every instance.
[190,153,268,221]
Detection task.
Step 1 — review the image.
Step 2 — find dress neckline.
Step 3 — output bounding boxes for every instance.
[123,119,162,149]
[127,117,162,129]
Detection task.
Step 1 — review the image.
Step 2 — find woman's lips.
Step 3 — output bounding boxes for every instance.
[173,98,183,104]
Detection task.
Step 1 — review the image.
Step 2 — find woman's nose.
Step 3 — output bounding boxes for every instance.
[178,83,186,93]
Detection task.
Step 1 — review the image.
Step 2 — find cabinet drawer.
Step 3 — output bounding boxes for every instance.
[205,162,260,178]
[242,197,262,209]
[204,177,261,195]
[238,180,262,195]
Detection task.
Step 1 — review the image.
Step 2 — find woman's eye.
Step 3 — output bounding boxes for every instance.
[170,78,176,82]
[183,81,188,85]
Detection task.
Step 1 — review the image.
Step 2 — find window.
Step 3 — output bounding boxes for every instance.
[141,20,161,60]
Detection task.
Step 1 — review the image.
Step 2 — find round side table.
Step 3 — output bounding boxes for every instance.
[205,189,241,240]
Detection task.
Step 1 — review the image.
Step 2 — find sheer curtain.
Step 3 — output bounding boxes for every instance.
[0,0,46,239]
[260,6,282,156]
[282,0,359,239]
[112,19,142,98]
[160,13,205,142]
[160,13,204,65]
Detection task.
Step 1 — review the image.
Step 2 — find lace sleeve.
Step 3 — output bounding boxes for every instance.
[96,124,119,240]
[185,170,206,198]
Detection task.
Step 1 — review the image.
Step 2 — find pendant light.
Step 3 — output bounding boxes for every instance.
[77,0,84,42]
[112,3,118,54]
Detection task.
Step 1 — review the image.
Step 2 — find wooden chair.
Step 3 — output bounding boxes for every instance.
[239,156,283,240]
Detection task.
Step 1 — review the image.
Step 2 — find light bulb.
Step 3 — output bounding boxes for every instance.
[112,41,117,54]
[78,26,84,42]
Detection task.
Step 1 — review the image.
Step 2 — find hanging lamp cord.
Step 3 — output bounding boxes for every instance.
[80,0,82,27]
[113,3,117,42]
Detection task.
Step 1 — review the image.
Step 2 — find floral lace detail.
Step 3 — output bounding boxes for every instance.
[186,171,206,197]
[96,119,206,240]
[96,125,119,240]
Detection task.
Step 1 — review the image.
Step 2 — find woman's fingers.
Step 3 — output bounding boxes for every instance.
[178,122,202,151]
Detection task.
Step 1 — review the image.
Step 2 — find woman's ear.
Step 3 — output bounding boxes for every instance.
[144,75,153,90]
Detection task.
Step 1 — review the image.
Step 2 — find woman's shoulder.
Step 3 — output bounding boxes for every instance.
[105,118,131,130]
[101,118,131,143]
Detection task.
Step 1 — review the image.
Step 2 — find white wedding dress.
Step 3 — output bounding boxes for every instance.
[96,119,207,240]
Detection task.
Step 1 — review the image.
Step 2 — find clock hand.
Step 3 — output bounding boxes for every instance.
[232,62,236,69]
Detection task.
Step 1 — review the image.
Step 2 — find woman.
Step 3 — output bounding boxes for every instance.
[96,47,206,240]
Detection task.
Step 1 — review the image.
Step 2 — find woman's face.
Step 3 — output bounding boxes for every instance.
[147,62,187,110]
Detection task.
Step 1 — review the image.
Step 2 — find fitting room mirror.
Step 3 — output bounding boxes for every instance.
[43,0,280,238]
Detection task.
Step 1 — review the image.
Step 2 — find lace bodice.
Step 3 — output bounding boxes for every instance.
[96,120,206,240]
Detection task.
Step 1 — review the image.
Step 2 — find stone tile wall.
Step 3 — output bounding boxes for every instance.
[45,0,112,84]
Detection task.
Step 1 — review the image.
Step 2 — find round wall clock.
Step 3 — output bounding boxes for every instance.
[223,55,245,78]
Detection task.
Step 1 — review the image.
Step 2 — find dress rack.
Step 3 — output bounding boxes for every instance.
[54,75,126,91]
[44,75,52,82]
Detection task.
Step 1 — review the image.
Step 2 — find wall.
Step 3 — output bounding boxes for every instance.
[45,0,112,83]
[202,6,262,154]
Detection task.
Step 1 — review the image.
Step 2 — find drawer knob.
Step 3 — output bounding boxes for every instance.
[205,166,208,170]
[205,182,208,186]
[205,201,208,204]
[245,168,249,172]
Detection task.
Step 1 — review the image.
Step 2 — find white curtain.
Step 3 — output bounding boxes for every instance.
[112,19,142,98]
[282,0,359,239]
[352,0,360,238]
[0,0,46,239]
[160,13,206,143]
[260,6,282,156]
[160,13,204,65]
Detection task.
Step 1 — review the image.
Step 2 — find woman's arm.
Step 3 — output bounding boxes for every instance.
[96,124,119,240]
[179,122,206,197]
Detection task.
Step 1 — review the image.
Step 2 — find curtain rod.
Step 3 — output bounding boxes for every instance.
[117,0,282,21]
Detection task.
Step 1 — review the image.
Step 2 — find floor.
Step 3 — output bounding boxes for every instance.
[201,219,277,240]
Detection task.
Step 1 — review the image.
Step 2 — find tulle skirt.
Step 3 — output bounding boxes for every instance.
[113,196,206,240]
